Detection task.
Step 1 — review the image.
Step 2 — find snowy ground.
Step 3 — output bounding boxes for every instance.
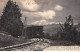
[12,39,78,51]
[12,38,52,51]
[0,32,78,51]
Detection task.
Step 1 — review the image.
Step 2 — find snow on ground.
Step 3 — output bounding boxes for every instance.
[14,38,52,51]
[43,40,78,51]
[0,32,78,51]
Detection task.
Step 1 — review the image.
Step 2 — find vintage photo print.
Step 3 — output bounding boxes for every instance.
[0,0,80,51]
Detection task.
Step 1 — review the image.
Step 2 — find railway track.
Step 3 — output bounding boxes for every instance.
[0,38,43,51]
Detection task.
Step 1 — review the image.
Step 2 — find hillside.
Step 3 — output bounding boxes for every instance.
[44,24,63,36]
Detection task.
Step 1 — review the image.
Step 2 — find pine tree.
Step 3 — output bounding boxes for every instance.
[0,0,23,37]
[60,15,77,41]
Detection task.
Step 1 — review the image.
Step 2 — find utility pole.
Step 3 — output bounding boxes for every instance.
[24,17,27,37]
[22,17,27,37]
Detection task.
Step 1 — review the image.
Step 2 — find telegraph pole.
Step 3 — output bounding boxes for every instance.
[24,17,27,37]
[22,17,27,37]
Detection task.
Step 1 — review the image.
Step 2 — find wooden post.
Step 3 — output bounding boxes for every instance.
[22,17,27,38]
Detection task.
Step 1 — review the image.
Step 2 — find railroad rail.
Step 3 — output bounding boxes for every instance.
[0,38,43,51]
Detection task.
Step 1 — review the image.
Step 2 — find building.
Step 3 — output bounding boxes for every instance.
[23,25,44,39]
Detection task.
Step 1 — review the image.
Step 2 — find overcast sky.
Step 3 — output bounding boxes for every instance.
[0,0,80,25]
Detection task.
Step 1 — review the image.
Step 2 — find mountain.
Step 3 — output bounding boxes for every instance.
[44,24,64,36]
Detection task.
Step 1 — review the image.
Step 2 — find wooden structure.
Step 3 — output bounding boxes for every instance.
[25,26,44,39]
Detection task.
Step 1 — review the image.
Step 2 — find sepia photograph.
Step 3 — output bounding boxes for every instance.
[0,0,80,51]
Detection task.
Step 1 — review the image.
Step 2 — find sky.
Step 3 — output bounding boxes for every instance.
[0,0,80,25]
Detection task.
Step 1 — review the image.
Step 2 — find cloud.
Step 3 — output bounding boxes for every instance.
[21,10,56,25]
[21,0,40,11]
[54,5,63,11]
[0,0,80,25]
[30,19,63,25]
[20,0,80,25]
[31,20,48,25]
[20,0,53,11]
[21,10,56,20]
[39,10,56,19]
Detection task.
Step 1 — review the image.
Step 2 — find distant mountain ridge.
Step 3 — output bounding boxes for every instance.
[44,24,64,36]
